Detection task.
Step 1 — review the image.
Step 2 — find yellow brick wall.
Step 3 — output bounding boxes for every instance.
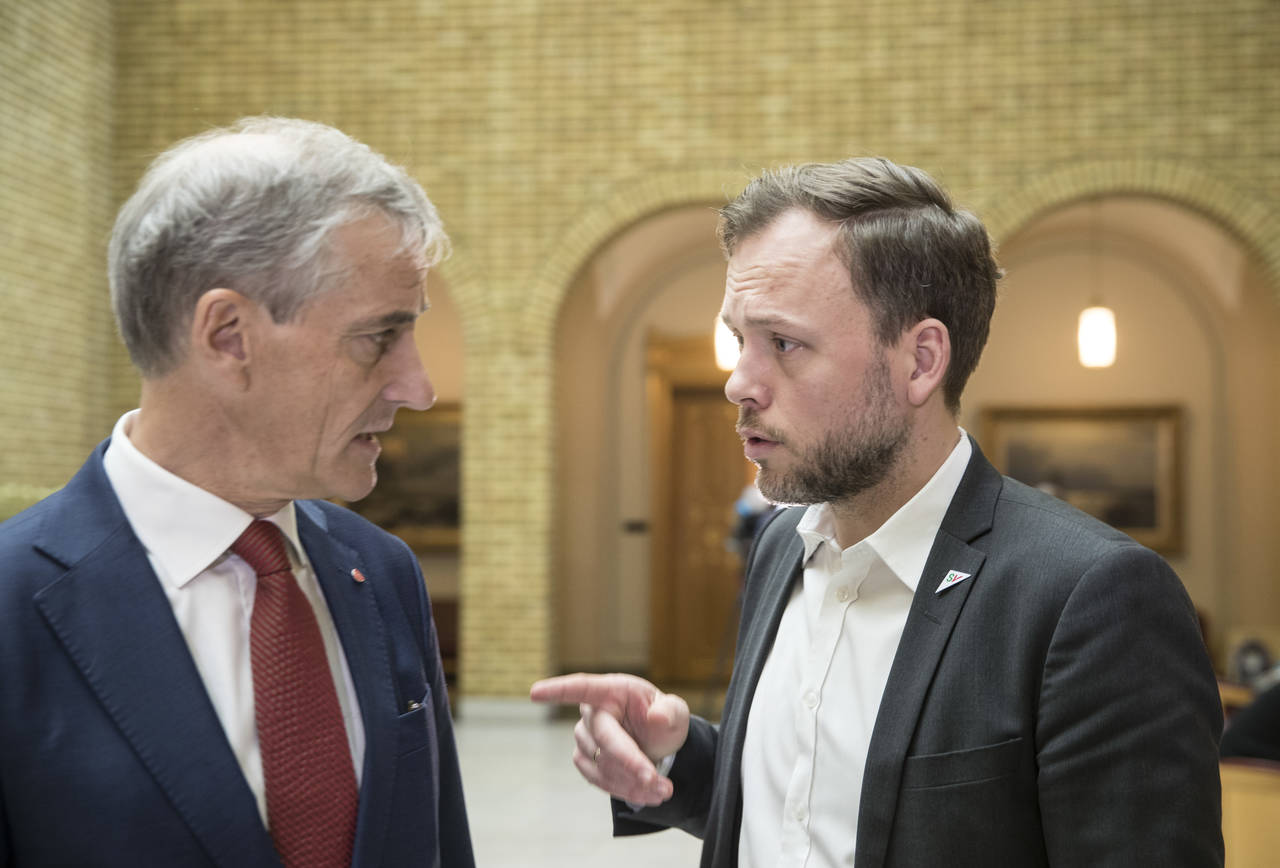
[0,0,115,514]
[3,0,1277,693]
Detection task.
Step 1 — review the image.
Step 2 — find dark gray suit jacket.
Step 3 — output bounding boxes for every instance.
[618,439,1223,867]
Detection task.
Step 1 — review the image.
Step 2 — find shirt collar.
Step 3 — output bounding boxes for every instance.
[794,429,973,593]
[102,410,303,589]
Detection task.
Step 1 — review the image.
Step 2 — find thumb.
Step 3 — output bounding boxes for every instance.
[647,698,674,729]
[640,692,690,761]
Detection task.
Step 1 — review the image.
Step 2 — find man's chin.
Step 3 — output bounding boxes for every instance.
[329,471,378,504]
[754,469,811,508]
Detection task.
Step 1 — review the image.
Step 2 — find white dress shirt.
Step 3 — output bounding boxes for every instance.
[101,410,365,825]
[739,431,972,868]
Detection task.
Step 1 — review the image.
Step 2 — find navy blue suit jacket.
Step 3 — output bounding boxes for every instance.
[0,441,474,867]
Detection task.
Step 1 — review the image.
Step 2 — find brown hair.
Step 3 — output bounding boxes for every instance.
[718,157,1001,413]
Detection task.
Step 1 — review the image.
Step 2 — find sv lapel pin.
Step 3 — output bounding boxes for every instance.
[935,569,971,594]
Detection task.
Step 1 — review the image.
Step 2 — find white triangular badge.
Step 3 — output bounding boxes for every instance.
[935,569,972,594]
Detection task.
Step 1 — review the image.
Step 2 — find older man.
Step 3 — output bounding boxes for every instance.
[533,157,1223,867]
[0,118,473,868]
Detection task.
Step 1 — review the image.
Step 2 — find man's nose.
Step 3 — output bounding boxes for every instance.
[387,339,436,411]
[724,349,769,409]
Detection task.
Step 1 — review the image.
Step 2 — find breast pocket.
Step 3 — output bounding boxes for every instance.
[397,688,437,759]
[901,736,1023,790]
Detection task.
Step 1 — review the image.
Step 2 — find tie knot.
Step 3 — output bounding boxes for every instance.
[232,519,292,577]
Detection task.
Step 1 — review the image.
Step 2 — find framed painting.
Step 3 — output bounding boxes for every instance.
[979,406,1183,554]
[340,403,461,551]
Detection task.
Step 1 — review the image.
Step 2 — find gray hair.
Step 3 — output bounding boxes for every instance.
[108,116,449,376]
[718,157,1001,414]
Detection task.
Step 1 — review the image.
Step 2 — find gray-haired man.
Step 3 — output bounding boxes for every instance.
[0,117,474,868]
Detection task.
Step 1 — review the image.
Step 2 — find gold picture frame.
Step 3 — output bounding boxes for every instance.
[340,403,461,551]
[980,405,1183,554]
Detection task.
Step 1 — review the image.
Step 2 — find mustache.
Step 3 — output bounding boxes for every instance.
[736,409,786,443]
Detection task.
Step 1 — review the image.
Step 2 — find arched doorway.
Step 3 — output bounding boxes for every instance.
[964,195,1280,663]
[552,204,748,688]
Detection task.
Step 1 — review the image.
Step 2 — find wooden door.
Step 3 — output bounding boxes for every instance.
[648,335,755,688]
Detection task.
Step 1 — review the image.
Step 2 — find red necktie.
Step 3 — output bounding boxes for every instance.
[233,519,358,868]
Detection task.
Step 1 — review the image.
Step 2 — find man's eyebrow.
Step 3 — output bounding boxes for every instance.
[348,307,427,332]
[723,311,803,331]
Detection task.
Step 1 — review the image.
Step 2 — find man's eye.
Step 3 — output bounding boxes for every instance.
[366,330,397,356]
[773,337,797,353]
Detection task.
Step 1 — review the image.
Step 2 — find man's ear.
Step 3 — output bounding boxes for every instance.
[191,288,253,377]
[902,317,950,408]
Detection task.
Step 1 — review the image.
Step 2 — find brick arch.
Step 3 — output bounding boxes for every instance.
[525,159,1280,320]
[456,171,741,696]
[521,166,746,328]
[979,158,1280,304]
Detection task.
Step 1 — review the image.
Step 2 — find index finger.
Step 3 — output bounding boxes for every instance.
[529,672,651,708]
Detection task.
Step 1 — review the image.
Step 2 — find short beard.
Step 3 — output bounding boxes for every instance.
[748,358,909,506]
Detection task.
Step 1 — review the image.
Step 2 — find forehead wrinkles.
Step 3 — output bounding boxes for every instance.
[724,253,817,296]
[722,271,799,333]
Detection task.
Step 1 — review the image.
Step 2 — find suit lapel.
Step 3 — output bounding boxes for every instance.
[296,504,398,868]
[712,510,806,865]
[854,440,1002,868]
[731,516,806,710]
[32,449,278,868]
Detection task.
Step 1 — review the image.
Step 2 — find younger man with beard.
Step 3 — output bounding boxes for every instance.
[532,158,1223,867]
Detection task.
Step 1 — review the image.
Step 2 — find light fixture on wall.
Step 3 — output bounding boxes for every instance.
[1077,198,1116,368]
[713,317,739,371]
[1077,303,1117,368]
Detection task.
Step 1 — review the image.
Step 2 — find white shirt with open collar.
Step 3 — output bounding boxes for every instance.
[739,430,972,868]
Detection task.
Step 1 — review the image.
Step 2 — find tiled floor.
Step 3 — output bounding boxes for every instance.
[454,700,704,867]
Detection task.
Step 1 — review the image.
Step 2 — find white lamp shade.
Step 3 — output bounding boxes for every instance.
[714,318,740,371]
[1078,306,1117,368]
